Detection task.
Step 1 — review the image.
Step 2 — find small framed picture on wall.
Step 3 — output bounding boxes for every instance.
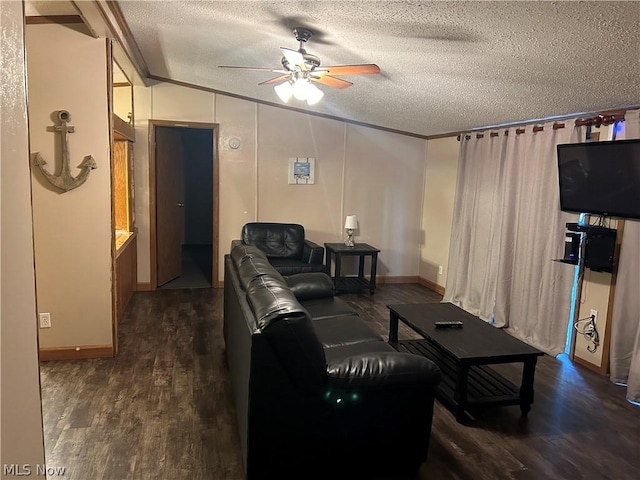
[288,157,315,184]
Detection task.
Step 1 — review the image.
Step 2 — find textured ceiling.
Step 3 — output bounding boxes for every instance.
[25,0,77,16]
[80,2,640,136]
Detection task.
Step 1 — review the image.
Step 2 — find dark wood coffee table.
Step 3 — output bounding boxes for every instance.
[387,302,544,422]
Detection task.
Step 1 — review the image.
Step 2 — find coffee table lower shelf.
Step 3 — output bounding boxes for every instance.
[392,339,522,419]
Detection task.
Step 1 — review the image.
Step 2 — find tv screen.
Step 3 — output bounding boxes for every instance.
[557,139,640,219]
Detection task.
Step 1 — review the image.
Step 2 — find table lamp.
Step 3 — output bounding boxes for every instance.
[344,215,358,247]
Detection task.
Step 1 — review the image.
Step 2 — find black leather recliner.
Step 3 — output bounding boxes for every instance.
[231,222,325,275]
[223,243,442,479]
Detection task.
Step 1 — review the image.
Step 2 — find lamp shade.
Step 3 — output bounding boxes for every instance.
[306,83,324,105]
[293,78,310,100]
[274,81,293,103]
[344,215,358,230]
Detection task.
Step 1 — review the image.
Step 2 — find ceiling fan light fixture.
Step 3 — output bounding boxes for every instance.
[220,27,380,106]
[292,78,310,101]
[305,82,324,105]
[274,81,294,103]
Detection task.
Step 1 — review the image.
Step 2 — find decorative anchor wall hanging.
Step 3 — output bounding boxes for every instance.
[31,110,97,192]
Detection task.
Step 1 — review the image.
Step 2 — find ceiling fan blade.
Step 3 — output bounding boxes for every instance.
[258,74,291,86]
[315,64,381,76]
[219,65,288,73]
[311,75,353,89]
[280,47,307,71]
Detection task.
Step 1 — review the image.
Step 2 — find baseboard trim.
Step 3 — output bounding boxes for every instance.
[39,345,114,361]
[377,276,419,284]
[418,277,446,296]
[136,282,153,291]
[572,354,603,374]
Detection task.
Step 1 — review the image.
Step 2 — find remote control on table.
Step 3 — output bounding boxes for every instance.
[434,321,463,328]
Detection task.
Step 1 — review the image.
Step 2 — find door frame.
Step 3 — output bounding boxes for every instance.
[149,119,220,289]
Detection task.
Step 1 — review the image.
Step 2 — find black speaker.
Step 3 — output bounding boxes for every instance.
[564,233,581,262]
[585,230,616,272]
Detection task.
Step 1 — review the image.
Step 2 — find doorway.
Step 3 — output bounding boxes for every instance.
[150,120,219,289]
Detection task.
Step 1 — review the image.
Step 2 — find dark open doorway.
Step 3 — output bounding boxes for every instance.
[150,121,219,289]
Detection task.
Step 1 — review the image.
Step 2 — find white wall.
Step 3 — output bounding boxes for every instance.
[575,270,614,365]
[421,137,460,288]
[133,84,152,285]
[256,105,344,244]
[132,83,434,285]
[26,23,113,349]
[344,125,426,277]
[0,0,46,471]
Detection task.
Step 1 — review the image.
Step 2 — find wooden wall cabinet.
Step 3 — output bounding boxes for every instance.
[113,136,136,322]
[115,235,136,321]
[112,57,136,323]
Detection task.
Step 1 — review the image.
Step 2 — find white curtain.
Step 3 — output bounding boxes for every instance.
[445,122,581,355]
[444,133,506,321]
[609,110,640,404]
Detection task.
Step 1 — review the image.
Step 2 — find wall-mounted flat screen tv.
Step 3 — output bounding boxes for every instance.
[557,139,640,219]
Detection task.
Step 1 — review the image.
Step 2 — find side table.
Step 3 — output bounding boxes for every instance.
[324,243,380,294]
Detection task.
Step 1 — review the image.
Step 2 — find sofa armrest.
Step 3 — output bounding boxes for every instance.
[326,352,441,390]
[231,239,244,251]
[302,240,324,265]
[285,272,335,301]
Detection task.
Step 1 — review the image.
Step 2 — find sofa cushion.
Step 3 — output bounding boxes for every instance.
[238,257,283,287]
[261,312,327,394]
[312,315,381,348]
[323,340,396,364]
[285,272,335,301]
[230,243,265,266]
[246,275,303,329]
[301,297,357,321]
[326,351,442,390]
[268,258,326,276]
[233,248,285,290]
[242,222,305,259]
[245,270,327,394]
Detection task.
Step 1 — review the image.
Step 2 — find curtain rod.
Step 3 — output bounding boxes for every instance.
[457,122,566,140]
[574,112,625,127]
[457,108,633,141]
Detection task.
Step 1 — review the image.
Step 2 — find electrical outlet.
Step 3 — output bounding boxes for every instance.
[438,265,443,275]
[590,309,598,325]
[39,312,51,328]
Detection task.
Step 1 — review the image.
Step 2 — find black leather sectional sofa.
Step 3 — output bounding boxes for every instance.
[223,243,442,479]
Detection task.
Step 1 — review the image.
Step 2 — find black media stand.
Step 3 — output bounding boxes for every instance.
[554,223,617,273]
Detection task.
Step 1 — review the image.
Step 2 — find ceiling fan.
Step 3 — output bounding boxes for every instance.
[218,28,380,105]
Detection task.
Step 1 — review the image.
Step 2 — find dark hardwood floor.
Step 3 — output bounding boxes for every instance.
[158,244,213,290]
[39,284,640,479]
